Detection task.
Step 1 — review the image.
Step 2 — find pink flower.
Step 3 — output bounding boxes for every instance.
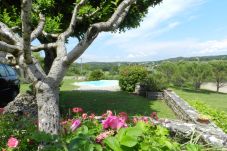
[142,116,149,123]
[101,113,107,119]
[89,113,95,120]
[72,107,83,113]
[118,112,128,121]
[96,130,115,143]
[133,117,138,124]
[150,112,158,121]
[102,116,126,130]
[82,113,87,120]
[0,108,4,114]
[106,110,113,117]
[60,120,68,125]
[70,119,81,131]
[7,137,19,148]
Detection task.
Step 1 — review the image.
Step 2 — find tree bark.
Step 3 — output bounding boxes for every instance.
[35,81,60,134]
[217,80,220,92]
[44,49,56,74]
[194,81,201,90]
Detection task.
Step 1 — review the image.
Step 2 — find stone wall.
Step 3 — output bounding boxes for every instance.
[158,119,227,149]
[146,92,163,99]
[163,90,227,148]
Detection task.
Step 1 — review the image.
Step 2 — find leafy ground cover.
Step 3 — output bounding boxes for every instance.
[172,87,227,112]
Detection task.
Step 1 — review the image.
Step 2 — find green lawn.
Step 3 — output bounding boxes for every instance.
[60,90,175,118]
[20,79,176,118]
[172,87,227,112]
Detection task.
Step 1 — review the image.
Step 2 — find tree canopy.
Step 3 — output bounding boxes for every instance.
[0,0,163,134]
[0,0,162,40]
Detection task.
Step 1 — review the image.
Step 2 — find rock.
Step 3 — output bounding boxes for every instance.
[3,93,37,116]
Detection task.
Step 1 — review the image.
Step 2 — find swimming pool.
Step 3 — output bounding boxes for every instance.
[76,80,119,87]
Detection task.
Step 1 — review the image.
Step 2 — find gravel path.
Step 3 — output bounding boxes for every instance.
[201,82,227,93]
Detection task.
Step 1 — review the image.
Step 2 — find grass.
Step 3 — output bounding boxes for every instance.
[20,83,30,93]
[60,90,175,118]
[172,87,227,112]
[20,79,176,118]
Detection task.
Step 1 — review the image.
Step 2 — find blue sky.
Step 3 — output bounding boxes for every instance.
[41,0,227,62]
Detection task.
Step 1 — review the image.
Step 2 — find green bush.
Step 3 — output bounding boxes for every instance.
[141,72,168,92]
[88,70,104,81]
[119,65,148,92]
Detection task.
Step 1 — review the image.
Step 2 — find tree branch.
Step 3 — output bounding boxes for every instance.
[92,0,135,31]
[31,43,57,52]
[11,26,21,32]
[42,31,59,39]
[21,0,33,64]
[31,13,45,41]
[0,22,21,44]
[0,41,21,54]
[67,0,135,63]
[62,0,86,38]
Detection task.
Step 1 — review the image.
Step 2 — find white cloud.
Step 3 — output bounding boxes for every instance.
[105,0,205,44]
[80,0,218,62]
[120,39,227,61]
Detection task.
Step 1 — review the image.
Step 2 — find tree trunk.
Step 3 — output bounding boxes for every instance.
[38,37,57,75]
[194,82,201,90]
[35,81,60,134]
[44,49,57,74]
[216,80,220,92]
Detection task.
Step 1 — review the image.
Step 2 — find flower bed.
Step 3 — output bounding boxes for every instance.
[0,107,212,150]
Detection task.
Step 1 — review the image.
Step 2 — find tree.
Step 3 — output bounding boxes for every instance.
[186,61,211,90]
[172,61,189,87]
[209,60,227,92]
[0,0,162,134]
[156,61,176,84]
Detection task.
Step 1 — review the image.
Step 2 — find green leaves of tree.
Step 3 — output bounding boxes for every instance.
[44,14,63,33]
[0,7,21,27]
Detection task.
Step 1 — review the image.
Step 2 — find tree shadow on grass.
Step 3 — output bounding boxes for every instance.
[59,90,166,117]
[173,86,226,95]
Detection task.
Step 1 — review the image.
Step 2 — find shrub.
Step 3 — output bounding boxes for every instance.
[141,71,168,92]
[88,70,104,81]
[119,65,148,92]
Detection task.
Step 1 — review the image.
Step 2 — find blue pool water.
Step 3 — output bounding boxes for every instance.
[76,80,119,87]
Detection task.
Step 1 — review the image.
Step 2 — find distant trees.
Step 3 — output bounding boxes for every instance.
[118,60,227,93]
[209,60,227,92]
[186,62,211,90]
[154,60,227,91]
[156,62,176,83]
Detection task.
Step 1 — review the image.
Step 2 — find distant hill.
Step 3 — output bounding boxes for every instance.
[78,55,227,70]
[159,55,227,62]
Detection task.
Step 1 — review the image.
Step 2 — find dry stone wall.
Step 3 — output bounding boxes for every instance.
[163,90,227,148]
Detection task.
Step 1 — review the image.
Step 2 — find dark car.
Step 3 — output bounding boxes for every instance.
[0,64,20,106]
